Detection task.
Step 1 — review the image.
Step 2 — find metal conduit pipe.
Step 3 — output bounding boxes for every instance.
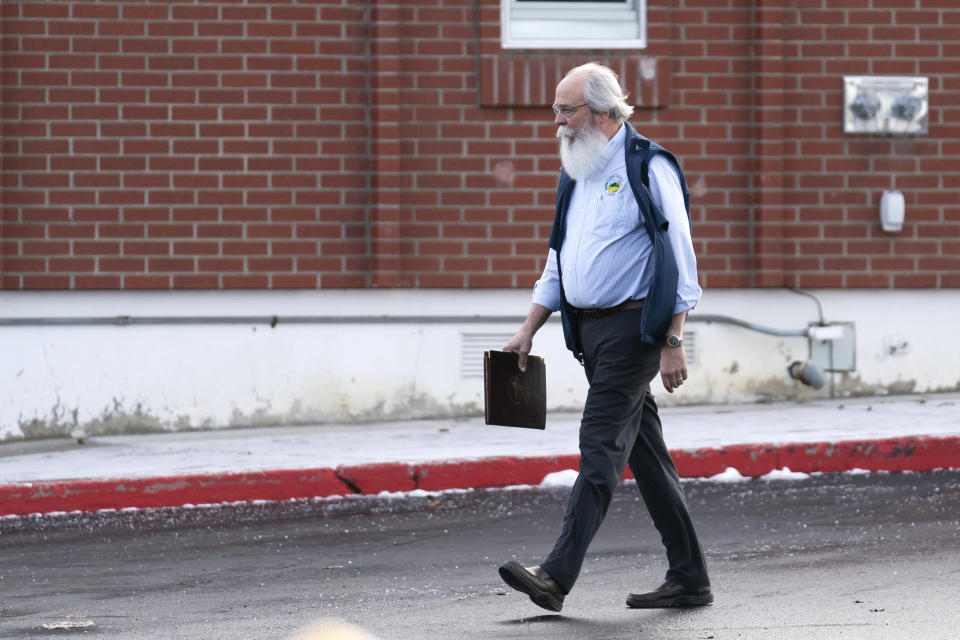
[684,314,810,337]
[0,315,534,327]
[0,311,825,389]
[0,313,812,336]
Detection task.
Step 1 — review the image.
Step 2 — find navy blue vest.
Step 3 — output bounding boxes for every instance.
[547,122,692,363]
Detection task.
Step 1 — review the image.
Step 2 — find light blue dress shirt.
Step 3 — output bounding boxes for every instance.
[531,124,701,314]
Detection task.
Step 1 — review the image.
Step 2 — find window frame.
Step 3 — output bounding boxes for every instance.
[500,0,647,50]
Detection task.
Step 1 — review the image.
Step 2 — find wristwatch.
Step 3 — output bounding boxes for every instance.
[665,334,683,348]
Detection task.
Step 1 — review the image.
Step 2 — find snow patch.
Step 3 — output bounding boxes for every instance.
[540,469,579,488]
[378,488,432,499]
[500,484,535,491]
[762,467,810,481]
[846,468,871,475]
[376,487,473,499]
[707,467,750,483]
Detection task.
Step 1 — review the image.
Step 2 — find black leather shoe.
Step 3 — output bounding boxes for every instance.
[626,580,713,608]
[498,561,565,612]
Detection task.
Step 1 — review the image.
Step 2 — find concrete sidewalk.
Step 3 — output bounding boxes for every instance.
[2,393,958,516]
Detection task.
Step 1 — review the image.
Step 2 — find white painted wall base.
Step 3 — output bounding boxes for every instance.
[3,289,958,441]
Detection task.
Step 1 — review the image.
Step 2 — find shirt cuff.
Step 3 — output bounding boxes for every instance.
[532,281,562,312]
[674,282,702,314]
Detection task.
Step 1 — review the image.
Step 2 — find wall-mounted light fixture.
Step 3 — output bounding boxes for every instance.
[880,190,905,233]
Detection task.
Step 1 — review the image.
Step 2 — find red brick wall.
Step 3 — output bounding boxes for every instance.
[1,0,958,291]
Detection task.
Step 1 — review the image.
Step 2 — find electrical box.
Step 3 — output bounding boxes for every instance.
[808,322,856,372]
[843,76,929,135]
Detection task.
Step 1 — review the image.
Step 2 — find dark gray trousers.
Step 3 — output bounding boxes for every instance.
[539,309,710,593]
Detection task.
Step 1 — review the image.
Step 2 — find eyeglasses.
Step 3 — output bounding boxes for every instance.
[552,103,589,117]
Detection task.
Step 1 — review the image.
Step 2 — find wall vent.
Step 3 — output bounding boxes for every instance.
[685,329,697,367]
[461,332,514,378]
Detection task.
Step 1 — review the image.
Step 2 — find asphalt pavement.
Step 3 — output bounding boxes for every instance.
[1,470,958,639]
[1,392,958,516]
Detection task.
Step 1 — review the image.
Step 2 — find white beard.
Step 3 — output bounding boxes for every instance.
[557,121,609,181]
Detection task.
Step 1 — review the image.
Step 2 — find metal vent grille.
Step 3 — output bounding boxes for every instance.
[685,329,697,367]
[461,332,514,378]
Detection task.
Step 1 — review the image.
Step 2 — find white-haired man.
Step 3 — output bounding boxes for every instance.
[498,62,712,612]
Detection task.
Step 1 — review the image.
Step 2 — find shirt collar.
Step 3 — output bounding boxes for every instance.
[589,124,625,178]
[608,123,626,151]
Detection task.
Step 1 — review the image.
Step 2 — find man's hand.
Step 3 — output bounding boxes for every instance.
[502,303,553,372]
[502,331,534,372]
[660,345,688,393]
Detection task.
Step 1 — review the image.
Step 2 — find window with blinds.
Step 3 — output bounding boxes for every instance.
[501,0,647,50]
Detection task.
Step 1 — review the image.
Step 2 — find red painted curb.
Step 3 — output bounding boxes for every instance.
[1,436,957,517]
[415,454,579,491]
[670,435,960,478]
[670,444,782,479]
[336,462,417,494]
[0,468,347,517]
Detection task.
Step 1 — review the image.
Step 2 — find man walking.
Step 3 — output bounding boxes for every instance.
[498,62,712,612]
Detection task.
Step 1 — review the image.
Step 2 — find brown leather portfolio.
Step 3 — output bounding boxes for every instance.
[483,350,546,430]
